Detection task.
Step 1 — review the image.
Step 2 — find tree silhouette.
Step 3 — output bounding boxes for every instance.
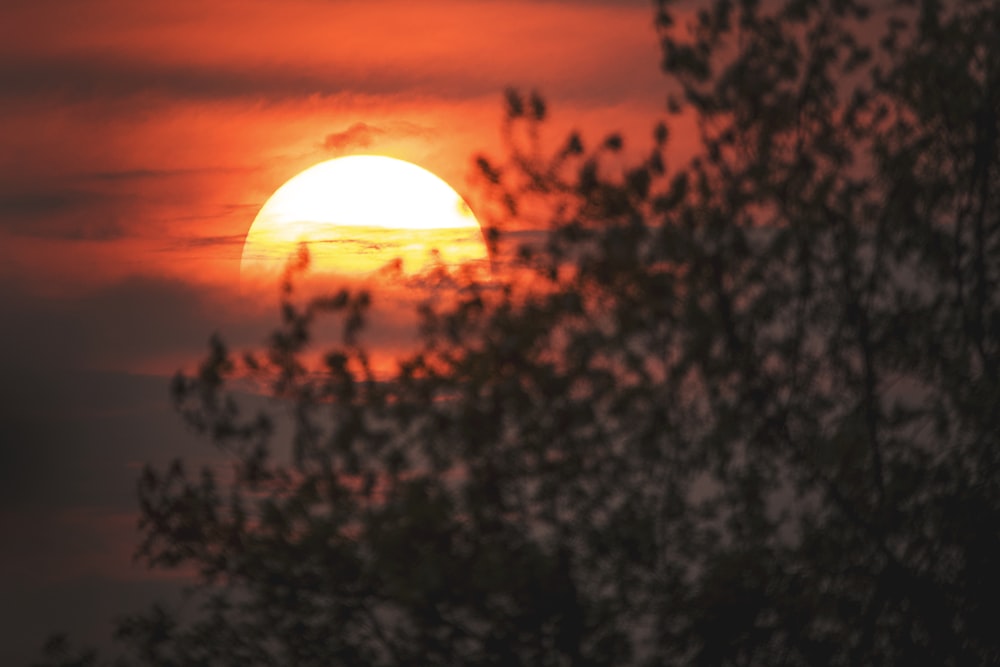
[35,0,1000,664]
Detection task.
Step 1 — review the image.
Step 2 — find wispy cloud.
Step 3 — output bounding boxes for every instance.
[322,121,434,152]
[85,166,254,182]
[0,189,126,240]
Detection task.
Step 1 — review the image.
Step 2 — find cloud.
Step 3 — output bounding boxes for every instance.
[168,233,249,249]
[0,50,661,109]
[323,122,386,151]
[0,189,126,240]
[85,166,251,182]
[0,191,91,218]
[0,163,261,241]
[0,276,235,371]
[0,266,438,377]
[322,120,435,152]
[0,57,363,104]
[0,369,207,663]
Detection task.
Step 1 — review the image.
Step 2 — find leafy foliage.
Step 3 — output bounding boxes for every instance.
[40,0,1000,664]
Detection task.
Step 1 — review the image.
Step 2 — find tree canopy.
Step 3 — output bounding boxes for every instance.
[36,0,1000,664]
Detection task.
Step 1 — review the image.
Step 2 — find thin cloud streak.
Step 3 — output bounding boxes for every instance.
[323,121,434,152]
[0,51,662,108]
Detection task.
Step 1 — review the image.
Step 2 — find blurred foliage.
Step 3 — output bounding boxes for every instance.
[38,0,1000,664]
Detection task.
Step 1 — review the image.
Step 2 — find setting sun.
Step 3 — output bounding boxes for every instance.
[240,155,489,290]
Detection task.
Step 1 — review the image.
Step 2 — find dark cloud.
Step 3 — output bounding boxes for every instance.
[0,188,125,240]
[0,270,430,380]
[516,0,650,3]
[0,276,248,372]
[322,120,433,152]
[0,369,202,509]
[0,278,270,575]
[0,47,662,109]
[0,167,256,240]
[0,191,92,218]
[0,55,490,105]
[323,122,386,151]
[168,233,249,249]
[85,166,252,182]
[0,367,210,664]
[0,284,239,662]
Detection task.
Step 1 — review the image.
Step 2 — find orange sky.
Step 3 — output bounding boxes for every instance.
[0,0,675,662]
[0,0,668,300]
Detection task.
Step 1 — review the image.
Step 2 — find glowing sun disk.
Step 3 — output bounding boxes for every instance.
[240,155,488,287]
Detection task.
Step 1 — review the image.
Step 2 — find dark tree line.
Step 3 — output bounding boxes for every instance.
[36,0,1000,664]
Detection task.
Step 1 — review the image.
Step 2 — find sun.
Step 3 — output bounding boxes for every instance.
[240,155,489,290]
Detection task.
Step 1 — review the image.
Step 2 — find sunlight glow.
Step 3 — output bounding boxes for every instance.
[240,155,488,287]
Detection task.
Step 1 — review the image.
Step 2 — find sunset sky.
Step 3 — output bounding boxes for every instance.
[0,0,669,661]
